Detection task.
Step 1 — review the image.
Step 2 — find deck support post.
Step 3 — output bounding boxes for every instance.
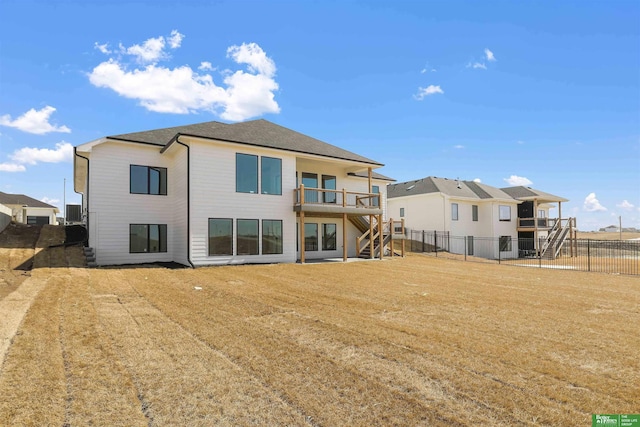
[300,211,305,264]
[401,218,405,257]
[389,218,394,257]
[343,213,348,262]
[378,214,383,260]
[369,214,374,259]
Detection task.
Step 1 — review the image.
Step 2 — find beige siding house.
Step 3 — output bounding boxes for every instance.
[74,119,395,267]
[0,191,59,226]
[387,177,570,259]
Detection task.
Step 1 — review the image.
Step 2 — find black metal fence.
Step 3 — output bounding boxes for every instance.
[406,229,640,276]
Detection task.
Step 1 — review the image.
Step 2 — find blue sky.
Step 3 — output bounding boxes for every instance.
[0,0,638,231]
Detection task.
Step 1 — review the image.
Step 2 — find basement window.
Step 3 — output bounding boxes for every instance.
[130,224,167,253]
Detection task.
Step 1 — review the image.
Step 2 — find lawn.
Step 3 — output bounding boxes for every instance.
[1,225,638,426]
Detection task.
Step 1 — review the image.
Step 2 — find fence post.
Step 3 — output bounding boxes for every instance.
[464,236,467,261]
[434,231,438,257]
[422,230,425,253]
[588,239,591,272]
[498,239,501,264]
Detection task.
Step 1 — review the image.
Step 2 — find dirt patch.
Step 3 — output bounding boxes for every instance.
[0,223,40,300]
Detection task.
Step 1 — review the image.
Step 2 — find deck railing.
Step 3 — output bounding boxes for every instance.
[518,217,560,228]
[293,184,380,209]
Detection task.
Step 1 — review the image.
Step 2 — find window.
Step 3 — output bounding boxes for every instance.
[499,236,512,252]
[130,224,167,253]
[467,236,474,255]
[237,219,259,255]
[538,209,546,218]
[130,165,167,195]
[400,208,405,217]
[322,224,337,251]
[304,223,318,251]
[209,219,232,256]
[236,154,258,193]
[451,203,459,221]
[372,185,380,207]
[302,173,318,203]
[322,175,336,203]
[472,205,478,222]
[499,205,511,221]
[261,157,282,195]
[262,220,283,255]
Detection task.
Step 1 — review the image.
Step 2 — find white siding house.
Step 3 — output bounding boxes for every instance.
[388,177,569,259]
[74,119,394,267]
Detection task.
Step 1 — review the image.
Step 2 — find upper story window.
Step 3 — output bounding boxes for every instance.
[400,208,405,217]
[130,165,167,195]
[451,203,459,221]
[499,205,511,221]
[261,157,282,195]
[236,154,258,193]
[472,205,478,222]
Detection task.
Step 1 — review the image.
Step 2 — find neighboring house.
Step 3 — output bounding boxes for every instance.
[0,191,59,226]
[601,225,619,233]
[387,177,571,259]
[74,119,397,267]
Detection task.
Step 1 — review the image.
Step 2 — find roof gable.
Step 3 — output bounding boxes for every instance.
[388,177,519,201]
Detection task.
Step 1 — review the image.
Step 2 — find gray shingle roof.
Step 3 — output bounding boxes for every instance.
[109,119,383,166]
[500,186,568,202]
[388,177,518,201]
[0,191,58,209]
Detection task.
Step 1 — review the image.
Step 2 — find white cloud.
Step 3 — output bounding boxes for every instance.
[414,85,444,100]
[473,178,481,183]
[616,200,635,210]
[89,35,280,121]
[467,62,487,70]
[167,30,184,49]
[583,193,607,212]
[516,140,525,145]
[41,197,60,205]
[504,175,533,186]
[0,106,71,135]
[10,142,73,165]
[0,163,26,172]
[454,144,464,149]
[485,48,496,62]
[94,42,111,54]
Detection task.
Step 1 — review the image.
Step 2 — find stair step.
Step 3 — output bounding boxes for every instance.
[86,261,98,268]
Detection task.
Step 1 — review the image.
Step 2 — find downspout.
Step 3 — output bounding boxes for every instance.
[74,147,90,243]
[174,135,195,268]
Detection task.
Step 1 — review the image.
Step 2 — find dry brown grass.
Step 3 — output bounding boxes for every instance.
[577,231,640,241]
[1,226,639,426]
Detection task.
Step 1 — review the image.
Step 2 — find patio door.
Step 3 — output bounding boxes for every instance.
[302,173,318,203]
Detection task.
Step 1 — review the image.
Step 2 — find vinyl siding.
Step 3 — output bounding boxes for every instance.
[88,142,175,265]
[187,139,297,266]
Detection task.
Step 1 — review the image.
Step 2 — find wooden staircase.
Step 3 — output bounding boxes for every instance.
[540,217,575,259]
[350,216,404,259]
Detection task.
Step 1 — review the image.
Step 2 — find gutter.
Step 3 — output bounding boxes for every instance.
[172,135,195,268]
[74,147,90,239]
